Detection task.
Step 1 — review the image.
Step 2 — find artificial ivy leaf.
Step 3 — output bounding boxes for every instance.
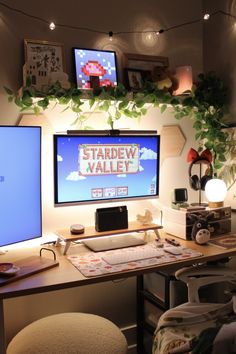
[160,104,167,113]
[218,154,227,162]
[118,100,129,110]
[115,110,121,120]
[14,97,23,107]
[72,95,81,105]
[99,100,110,112]
[107,114,113,127]
[4,87,13,95]
[72,105,82,113]
[59,96,71,105]
[140,108,147,115]
[37,98,49,109]
[214,160,223,169]
[193,121,202,130]
[33,106,41,115]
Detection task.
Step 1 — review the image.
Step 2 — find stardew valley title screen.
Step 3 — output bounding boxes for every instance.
[54,135,160,204]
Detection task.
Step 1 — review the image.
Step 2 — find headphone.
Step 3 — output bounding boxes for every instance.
[188,158,213,191]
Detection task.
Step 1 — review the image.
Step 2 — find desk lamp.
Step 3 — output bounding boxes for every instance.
[205,178,227,208]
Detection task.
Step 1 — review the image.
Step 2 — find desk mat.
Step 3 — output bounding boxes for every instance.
[67,242,202,278]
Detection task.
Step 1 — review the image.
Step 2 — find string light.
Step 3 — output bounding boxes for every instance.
[203,13,210,20]
[49,22,56,31]
[0,3,236,38]
[108,31,113,41]
[156,29,164,36]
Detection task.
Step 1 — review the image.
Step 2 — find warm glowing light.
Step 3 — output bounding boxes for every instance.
[156,29,164,35]
[203,13,210,20]
[108,31,113,41]
[173,66,193,95]
[205,178,227,208]
[49,22,56,30]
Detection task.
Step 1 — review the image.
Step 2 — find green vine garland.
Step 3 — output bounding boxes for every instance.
[5,72,235,184]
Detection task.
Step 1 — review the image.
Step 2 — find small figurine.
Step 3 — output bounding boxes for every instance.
[188,213,214,244]
[136,209,153,225]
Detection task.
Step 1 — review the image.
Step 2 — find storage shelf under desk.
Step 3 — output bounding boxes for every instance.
[55,221,162,255]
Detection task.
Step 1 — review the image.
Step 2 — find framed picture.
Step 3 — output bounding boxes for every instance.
[124,53,169,69]
[125,68,151,91]
[24,39,66,90]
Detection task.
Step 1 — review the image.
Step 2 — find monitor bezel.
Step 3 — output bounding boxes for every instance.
[53,133,160,206]
[72,47,119,89]
[0,125,42,246]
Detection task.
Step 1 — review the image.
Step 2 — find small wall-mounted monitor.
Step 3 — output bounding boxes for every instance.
[73,48,118,89]
[54,133,160,205]
[0,126,42,247]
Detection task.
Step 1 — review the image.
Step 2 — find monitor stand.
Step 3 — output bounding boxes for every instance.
[55,221,162,255]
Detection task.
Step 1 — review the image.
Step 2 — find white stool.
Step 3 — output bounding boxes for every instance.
[7,313,128,354]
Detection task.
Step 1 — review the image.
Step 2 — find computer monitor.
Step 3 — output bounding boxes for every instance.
[54,133,160,205]
[73,47,118,89]
[0,126,42,247]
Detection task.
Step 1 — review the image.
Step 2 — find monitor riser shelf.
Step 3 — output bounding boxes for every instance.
[56,221,162,255]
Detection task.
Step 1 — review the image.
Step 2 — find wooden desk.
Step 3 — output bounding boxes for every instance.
[0,237,236,354]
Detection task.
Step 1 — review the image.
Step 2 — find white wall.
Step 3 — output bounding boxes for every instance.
[0,0,203,345]
[203,0,236,125]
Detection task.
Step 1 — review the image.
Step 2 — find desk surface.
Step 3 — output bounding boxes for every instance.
[0,236,236,300]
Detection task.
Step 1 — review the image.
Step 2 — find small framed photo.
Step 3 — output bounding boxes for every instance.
[24,39,66,90]
[125,68,151,91]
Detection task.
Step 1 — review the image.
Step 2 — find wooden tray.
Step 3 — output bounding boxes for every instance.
[0,256,59,286]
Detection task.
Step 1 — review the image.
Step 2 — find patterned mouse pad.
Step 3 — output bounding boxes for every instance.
[67,242,203,278]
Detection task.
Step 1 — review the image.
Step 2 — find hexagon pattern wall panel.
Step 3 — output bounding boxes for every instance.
[160,125,186,163]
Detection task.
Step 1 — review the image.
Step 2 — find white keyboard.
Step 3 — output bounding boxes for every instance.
[102,247,163,265]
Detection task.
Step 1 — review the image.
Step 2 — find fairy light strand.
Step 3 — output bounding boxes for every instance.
[0,2,234,38]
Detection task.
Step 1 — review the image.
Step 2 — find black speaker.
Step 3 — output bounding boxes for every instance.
[174,188,188,203]
[95,206,128,232]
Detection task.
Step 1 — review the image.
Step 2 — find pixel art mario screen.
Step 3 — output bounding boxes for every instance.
[73,48,118,89]
[54,135,160,204]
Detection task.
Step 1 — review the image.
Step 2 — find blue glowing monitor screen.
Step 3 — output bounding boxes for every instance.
[73,48,118,89]
[54,134,160,204]
[0,126,42,246]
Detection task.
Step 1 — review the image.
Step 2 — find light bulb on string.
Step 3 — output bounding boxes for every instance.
[49,22,56,30]
[203,13,210,20]
[108,31,113,41]
[156,29,164,36]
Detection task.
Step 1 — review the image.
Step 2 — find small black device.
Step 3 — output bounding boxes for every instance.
[172,188,189,210]
[174,188,188,203]
[95,206,128,232]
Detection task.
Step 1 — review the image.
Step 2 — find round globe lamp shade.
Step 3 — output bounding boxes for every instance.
[205,179,227,208]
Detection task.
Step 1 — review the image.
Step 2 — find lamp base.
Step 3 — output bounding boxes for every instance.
[208,201,224,208]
